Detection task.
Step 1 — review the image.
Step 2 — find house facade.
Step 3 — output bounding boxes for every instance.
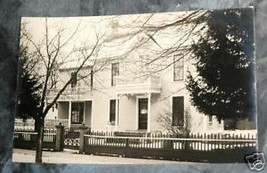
[45,12,224,133]
[46,53,224,133]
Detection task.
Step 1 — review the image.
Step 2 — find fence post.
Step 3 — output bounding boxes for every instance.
[55,123,65,151]
[79,124,89,154]
[125,138,129,148]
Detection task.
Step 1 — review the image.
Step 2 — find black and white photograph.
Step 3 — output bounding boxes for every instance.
[12,8,257,164]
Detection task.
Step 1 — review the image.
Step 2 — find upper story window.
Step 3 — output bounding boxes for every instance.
[70,72,77,88]
[208,116,213,125]
[173,55,184,81]
[111,63,119,86]
[90,68,93,89]
[139,55,149,72]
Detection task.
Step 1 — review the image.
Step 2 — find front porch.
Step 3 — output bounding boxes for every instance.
[57,101,92,128]
[113,75,162,132]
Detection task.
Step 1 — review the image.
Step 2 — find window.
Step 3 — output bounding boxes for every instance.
[90,68,93,89]
[111,63,119,86]
[139,55,149,73]
[71,102,84,124]
[109,100,116,124]
[70,72,77,88]
[173,55,184,81]
[172,96,184,126]
[209,116,212,125]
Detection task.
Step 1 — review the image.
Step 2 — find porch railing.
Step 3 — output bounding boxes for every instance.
[46,87,90,101]
[14,118,69,131]
[116,75,161,86]
[115,75,161,94]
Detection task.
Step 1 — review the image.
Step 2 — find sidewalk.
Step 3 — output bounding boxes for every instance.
[12,149,181,164]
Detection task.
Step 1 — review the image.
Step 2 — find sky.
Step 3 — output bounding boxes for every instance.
[21,10,206,69]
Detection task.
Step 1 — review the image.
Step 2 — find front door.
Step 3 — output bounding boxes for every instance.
[138,98,148,130]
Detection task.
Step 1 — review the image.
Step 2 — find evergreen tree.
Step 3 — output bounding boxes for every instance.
[186,9,255,122]
[17,46,42,123]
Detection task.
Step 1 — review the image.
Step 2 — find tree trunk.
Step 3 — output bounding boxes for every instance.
[35,117,44,163]
[34,117,40,132]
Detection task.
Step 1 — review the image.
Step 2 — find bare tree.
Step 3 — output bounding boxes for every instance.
[156,107,192,150]
[157,107,191,135]
[20,18,109,163]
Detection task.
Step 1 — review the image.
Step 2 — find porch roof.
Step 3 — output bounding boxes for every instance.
[115,85,161,96]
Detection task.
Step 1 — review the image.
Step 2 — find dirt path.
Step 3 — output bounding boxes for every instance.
[12,149,182,164]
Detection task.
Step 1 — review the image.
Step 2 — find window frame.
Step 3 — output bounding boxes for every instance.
[208,116,213,125]
[172,96,184,127]
[109,99,116,125]
[173,55,184,81]
[70,72,77,88]
[90,68,93,90]
[70,102,84,124]
[111,62,119,86]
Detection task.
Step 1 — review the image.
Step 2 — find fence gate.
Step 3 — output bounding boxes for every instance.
[64,129,80,150]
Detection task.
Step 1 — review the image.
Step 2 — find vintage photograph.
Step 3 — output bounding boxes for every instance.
[13,8,257,164]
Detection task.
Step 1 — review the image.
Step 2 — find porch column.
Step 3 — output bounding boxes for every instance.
[83,101,86,125]
[115,99,119,131]
[147,93,151,132]
[68,101,72,128]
